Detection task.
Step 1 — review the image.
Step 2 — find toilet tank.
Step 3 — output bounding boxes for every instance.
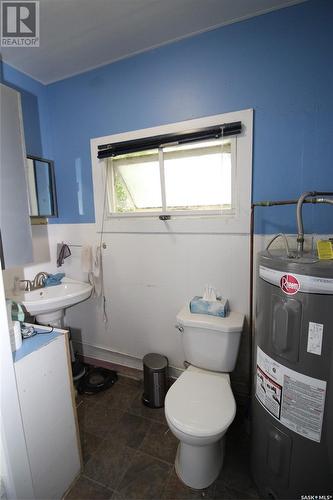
[176,306,244,372]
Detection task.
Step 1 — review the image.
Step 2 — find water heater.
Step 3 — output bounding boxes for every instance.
[252,250,333,498]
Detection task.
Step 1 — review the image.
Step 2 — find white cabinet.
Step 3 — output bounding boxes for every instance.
[0,83,33,269]
[14,326,81,499]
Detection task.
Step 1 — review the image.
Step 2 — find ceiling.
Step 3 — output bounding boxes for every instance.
[0,0,306,84]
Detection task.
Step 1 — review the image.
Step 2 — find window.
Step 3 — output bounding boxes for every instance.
[92,110,253,234]
[107,138,235,216]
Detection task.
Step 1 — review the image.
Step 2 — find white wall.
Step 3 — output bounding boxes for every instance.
[3,224,251,388]
[70,228,250,389]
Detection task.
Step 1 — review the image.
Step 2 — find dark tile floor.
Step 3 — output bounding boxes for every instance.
[66,375,260,500]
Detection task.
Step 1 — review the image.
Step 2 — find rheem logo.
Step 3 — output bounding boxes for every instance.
[280,274,300,295]
[1,1,39,46]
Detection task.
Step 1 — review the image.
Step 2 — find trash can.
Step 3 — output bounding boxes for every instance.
[142,353,168,408]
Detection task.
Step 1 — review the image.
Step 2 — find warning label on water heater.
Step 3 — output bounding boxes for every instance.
[256,347,326,442]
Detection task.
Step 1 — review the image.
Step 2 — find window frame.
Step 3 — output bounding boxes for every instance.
[106,137,237,218]
[91,109,253,234]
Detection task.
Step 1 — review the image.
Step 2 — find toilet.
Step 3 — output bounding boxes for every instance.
[165,305,244,490]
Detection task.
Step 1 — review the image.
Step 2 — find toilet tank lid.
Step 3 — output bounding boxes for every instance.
[176,306,244,333]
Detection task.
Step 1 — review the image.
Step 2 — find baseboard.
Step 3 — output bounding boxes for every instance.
[73,340,183,379]
[78,354,143,380]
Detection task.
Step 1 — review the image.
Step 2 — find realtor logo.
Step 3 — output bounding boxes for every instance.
[1,1,39,46]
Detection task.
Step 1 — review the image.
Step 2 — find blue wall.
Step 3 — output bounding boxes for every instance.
[2,0,333,232]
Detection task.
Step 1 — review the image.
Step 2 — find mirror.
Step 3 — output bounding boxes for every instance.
[26,155,58,218]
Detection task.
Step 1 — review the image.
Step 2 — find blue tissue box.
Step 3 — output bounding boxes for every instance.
[190,296,229,317]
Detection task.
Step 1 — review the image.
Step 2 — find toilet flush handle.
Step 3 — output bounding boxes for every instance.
[175,324,184,334]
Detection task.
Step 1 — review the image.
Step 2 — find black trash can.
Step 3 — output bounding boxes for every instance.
[142,353,168,408]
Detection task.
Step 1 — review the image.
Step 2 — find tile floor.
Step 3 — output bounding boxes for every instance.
[66,374,260,500]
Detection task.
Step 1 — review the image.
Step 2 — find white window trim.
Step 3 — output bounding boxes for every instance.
[90,109,253,234]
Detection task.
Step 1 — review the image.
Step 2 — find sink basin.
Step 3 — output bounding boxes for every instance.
[8,278,92,317]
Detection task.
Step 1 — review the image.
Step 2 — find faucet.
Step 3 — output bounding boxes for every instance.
[18,272,49,292]
[20,279,33,292]
[32,272,49,289]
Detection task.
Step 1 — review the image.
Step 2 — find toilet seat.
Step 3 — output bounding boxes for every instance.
[165,366,236,438]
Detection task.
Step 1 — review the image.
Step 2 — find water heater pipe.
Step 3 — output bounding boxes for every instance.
[296,191,333,254]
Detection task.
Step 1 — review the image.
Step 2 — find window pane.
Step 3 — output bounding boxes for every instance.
[164,139,232,211]
[110,150,162,213]
[35,161,52,215]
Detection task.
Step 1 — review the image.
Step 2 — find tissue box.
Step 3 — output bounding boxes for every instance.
[190,296,229,317]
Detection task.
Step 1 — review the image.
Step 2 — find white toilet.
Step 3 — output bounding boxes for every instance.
[165,305,244,490]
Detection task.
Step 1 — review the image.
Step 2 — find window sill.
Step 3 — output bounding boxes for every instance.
[107,208,235,218]
[99,211,250,234]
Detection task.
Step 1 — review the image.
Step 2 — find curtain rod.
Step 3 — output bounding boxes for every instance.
[97,121,242,159]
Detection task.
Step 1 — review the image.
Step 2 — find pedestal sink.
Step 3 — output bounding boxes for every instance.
[8,278,93,327]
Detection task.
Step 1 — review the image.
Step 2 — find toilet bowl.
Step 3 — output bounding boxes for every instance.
[165,305,244,489]
[165,365,236,490]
